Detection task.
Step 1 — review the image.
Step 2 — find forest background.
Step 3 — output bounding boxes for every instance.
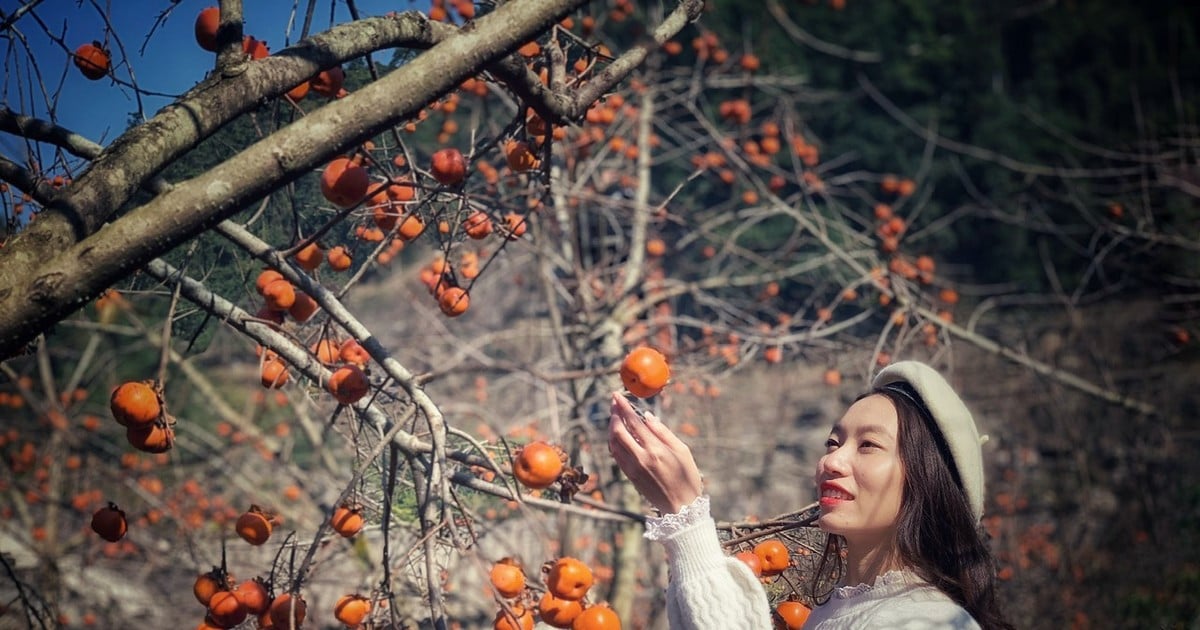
[0,0,1197,629]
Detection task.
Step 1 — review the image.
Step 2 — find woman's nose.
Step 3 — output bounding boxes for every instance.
[818,447,849,477]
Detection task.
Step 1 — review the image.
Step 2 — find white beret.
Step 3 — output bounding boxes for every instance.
[873,361,987,522]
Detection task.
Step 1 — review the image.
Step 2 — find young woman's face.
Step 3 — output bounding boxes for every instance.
[815,394,905,543]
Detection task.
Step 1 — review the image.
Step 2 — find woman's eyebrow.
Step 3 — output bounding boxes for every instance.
[856,424,895,438]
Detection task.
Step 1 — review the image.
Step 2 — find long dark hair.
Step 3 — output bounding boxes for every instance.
[810,384,1013,630]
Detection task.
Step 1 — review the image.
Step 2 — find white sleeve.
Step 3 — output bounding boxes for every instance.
[644,496,773,630]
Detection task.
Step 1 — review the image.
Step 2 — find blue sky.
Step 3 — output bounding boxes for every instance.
[2,0,420,163]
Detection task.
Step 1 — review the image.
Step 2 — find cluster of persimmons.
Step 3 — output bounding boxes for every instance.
[27,0,944,626]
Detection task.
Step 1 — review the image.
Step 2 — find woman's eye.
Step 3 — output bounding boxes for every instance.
[824,438,839,450]
[859,441,878,451]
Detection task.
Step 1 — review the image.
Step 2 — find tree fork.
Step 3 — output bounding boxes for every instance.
[0,0,591,359]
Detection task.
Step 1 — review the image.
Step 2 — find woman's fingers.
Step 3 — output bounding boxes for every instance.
[640,410,687,449]
[607,391,705,514]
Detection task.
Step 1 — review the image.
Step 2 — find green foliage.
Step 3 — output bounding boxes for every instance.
[688,0,1199,300]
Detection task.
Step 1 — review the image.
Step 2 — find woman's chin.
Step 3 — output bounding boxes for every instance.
[816,513,844,535]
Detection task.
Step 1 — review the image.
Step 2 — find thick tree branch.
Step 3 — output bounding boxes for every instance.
[0,0,589,358]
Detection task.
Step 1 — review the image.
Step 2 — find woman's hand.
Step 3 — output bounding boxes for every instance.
[608,392,704,514]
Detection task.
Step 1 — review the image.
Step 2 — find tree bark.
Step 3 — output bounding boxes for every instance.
[0,0,587,358]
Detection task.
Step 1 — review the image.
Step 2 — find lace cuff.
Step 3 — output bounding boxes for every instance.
[643,495,711,541]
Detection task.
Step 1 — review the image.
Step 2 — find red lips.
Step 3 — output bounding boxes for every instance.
[819,481,854,506]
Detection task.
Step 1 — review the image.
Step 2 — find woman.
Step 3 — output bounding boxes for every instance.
[608,360,1013,629]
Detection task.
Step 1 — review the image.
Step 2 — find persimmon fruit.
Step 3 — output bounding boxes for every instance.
[126,423,175,453]
[735,551,762,577]
[330,504,364,537]
[546,557,593,601]
[234,578,270,615]
[194,569,231,606]
[288,291,319,322]
[438,286,470,317]
[90,503,127,542]
[493,604,534,630]
[242,36,269,60]
[775,601,811,629]
[110,381,161,428]
[268,593,307,628]
[339,339,370,366]
[327,245,354,271]
[328,364,370,405]
[320,157,369,208]
[293,242,324,271]
[207,590,247,628]
[255,269,284,294]
[261,358,289,389]
[311,66,345,97]
[572,603,621,629]
[194,7,220,51]
[513,441,563,489]
[489,558,526,599]
[73,42,109,80]
[753,538,790,575]
[262,279,296,311]
[538,592,583,628]
[430,148,467,185]
[619,347,670,398]
[462,210,494,239]
[236,507,272,546]
[334,594,371,627]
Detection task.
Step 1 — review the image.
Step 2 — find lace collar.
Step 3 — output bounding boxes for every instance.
[833,569,924,599]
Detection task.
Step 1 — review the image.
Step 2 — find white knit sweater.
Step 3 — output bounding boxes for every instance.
[645,495,981,630]
[644,495,773,629]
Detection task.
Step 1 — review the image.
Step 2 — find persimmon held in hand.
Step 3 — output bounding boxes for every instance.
[513,441,563,490]
[545,557,593,601]
[619,347,670,398]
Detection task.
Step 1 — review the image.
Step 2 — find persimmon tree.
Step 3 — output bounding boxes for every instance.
[2,1,1197,628]
[0,0,712,627]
